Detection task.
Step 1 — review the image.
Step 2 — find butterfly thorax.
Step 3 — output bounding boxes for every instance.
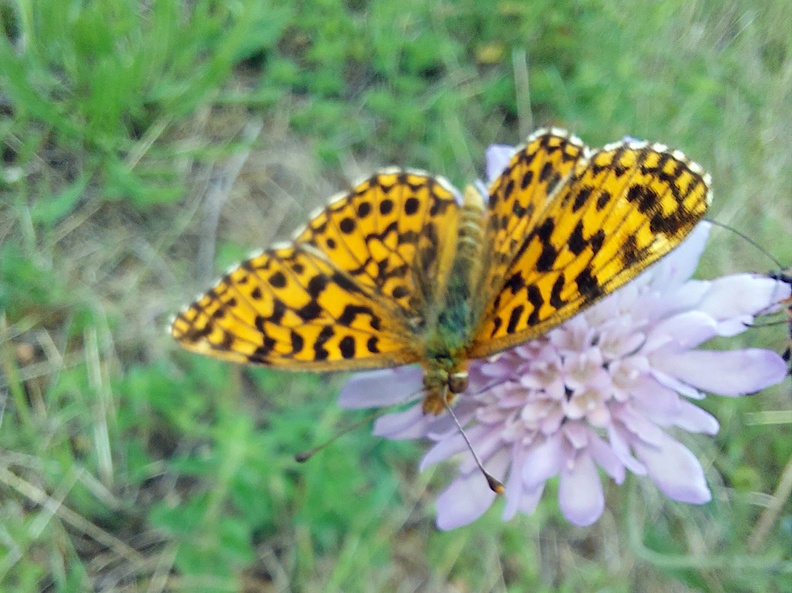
[420,185,487,414]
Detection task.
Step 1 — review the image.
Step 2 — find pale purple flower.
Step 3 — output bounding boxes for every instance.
[338,145,791,530]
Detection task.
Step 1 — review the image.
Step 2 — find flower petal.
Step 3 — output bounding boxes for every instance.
[633,432,711,503]
[699,274,792,336]
[502,445,540,520]
[435,473,496,530]
[654,348,788,396]
[485,145,516,182]
[588,432,625,484]
[373,405,429,439]
[420,424,498,472]
[435,450,509,530]
[616,405,667,447]
[522,433,565,490]
[673,400,719,435]
[647,280,710,322]
[420,433,468,471]
[558,453,605,526]
[644,311,717,354]
[338,366,423,409]
[629,375,681,424]
[651,368,704,400]
[608,425,647,475]
[648,222,710,292]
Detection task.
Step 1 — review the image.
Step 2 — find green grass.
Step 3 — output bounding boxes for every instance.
[1,0,791,591]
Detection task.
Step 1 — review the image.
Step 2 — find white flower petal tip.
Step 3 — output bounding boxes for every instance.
[634,434,712,504]
[435,473,496,530]
[656,349,789,396]
[558,454,605,526]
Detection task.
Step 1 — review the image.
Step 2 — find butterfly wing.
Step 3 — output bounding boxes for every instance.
[469,138,712,357]
[171,170,462,371]
[293,169,460,321]
[474,128,589,309]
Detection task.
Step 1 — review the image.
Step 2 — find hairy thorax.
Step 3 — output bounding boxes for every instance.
[421,357,470,414]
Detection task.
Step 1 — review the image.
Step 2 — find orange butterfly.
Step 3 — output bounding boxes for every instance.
[172,128,711,414]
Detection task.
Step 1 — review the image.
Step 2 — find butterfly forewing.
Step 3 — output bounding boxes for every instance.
[172,170,465,371]
[469,139,712,357]
[485,131,588,264]
[477,131,588,303]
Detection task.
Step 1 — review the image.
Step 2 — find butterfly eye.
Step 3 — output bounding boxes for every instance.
[448,371,469,394]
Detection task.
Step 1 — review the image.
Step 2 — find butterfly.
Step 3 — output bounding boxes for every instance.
[171,128,712,414]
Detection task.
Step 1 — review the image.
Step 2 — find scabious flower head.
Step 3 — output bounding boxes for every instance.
[339,145,791,530]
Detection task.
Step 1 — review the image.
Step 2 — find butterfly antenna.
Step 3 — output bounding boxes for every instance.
[441,395,505,495]
[294,406,392,463]
[707,219,784,270]
[295,385,429,463]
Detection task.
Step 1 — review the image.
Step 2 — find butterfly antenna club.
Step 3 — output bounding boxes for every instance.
[441,394,505,495]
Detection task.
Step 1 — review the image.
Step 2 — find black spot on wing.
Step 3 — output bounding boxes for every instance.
[539,162,553,182]
[576,268,603,300]
[589,229,605,254]
[549,275,566,308]
[596,190,611,210]
[504,272,525,294]
[270,271,287,288]
[507,304,525,334]
[297,301,323,321]
[536,242,559,272]
[339,335,356,359]
[572,186,593,212]
[313,326,334,361]
[626,184,658,214]
[307,275,328,298]
[290,330,304,354]
[380,199,394,215]
[339,217,356,234]
[404,197,420,215]
[526,285,543,325]
[568,222,587,256]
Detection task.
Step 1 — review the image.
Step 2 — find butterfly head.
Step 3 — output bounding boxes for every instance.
[421,358,469,415]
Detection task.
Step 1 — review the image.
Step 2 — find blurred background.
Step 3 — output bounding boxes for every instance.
[1,1,791,591]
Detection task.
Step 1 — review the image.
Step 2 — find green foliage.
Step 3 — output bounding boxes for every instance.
[1,0,791,591]
[0,243,65,315]
[0,0,291,205]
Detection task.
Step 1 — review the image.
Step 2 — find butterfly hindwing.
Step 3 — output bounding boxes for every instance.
[469,138,712,357]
